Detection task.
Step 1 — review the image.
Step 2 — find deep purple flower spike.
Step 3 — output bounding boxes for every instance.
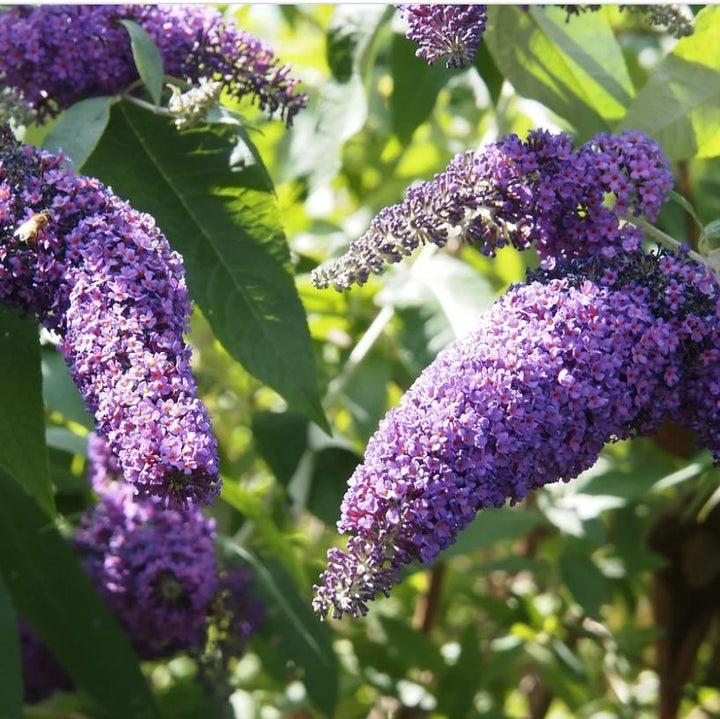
[314,251,720,618]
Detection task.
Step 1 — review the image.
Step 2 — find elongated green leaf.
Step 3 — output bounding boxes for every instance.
[119,20,164,106]
[0,307,54,517]
[0,573,22,719]
[41,348,93,429]
[84,102,327,429]
[621,6,720,159]
[0,468,158,719]
[43,96,116,170]
[307,446,360,525]
[432,507,545,565]
[558,550,610,620]
[252,410,309,487]
[390,33,453,143]
[485,5,634,138]
[225,543,338,717]
[289,5,389,191]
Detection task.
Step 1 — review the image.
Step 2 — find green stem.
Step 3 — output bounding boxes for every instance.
[120,94,174,118]
[626,216,708,267]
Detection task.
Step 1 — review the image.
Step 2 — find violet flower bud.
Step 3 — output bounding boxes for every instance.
[311,129,673,291]
[397,4,488,68]
[74,480,219,659]
[314,250,720,618]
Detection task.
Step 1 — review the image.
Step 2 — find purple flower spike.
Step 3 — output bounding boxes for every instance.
[74,480,219,658]
[314,251,720,619]
[398,4,488,68]
[0,5,307,126]
[311,130,673,291]
[0,127,219,507]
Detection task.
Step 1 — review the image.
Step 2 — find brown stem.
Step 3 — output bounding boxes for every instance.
[676,160,699,252]
[412,563,446,633]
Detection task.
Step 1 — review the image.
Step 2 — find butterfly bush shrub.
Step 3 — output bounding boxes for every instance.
[0,4,307,125]
[0,127,218,507]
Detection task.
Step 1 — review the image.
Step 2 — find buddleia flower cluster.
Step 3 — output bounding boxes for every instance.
[0,5,307,126]
[397,4,488,68]
[0,126,218,507]
[314,250,720,619]
[20,434,264,702]
[560,5,694,38]
[312,129,673,291]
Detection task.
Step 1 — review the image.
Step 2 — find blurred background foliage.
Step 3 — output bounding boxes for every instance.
[18,4,720,719]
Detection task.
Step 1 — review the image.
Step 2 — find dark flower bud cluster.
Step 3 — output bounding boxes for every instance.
[311,130,673,291]
[19,620,73,704]
[74,480,219,659]
[397,4,488,69]
[313,250,720,619]
[0,5,307,126]
[0,127,218,507]
[560,5,694,39]
[20,435,264,701]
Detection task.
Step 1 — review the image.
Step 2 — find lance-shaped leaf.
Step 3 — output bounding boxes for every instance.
[84,102,327,429]
[485,5,634,138]
[621,6,720,160]
[0,307,54,516]
[0,468,158,719]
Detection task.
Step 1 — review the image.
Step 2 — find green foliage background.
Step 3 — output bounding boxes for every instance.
[6,4,720,719]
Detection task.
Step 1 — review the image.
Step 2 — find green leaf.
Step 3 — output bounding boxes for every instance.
[376,615,445,674]
[42,348,94,429]
[621,7,720,159]
[485,5,635,138]
[43,96,116,170]
[439,507,546,563]
[0,307,54,517]
[119,19,164,106]
[474,40,503,106]
[378,253,495,370]
[437,625,482,719]
[0,468,158,719]
[252,410,309,487]
[390,33,453,144]
[84,103,327,429]
[0,573,22,719]
[225,543,338,717]
[288,5,389,191]
[307,446,360,525]
[558,550,610,620]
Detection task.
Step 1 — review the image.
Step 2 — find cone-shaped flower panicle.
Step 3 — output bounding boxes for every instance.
[314,250,720,618]
[75,442,219,658]
[0,4,307,125]
[0,127,218,507]
[311,130,673,291]
[397,5,487,68]
[19,620,73,704]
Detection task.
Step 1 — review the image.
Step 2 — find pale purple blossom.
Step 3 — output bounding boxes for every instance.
[398,4,488,68]
[0,126,219,507]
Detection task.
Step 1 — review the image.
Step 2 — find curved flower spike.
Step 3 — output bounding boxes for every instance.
[0,5,307,126]
[0,127,219,507]
[311,130,673,291]
[314,250,720,618]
